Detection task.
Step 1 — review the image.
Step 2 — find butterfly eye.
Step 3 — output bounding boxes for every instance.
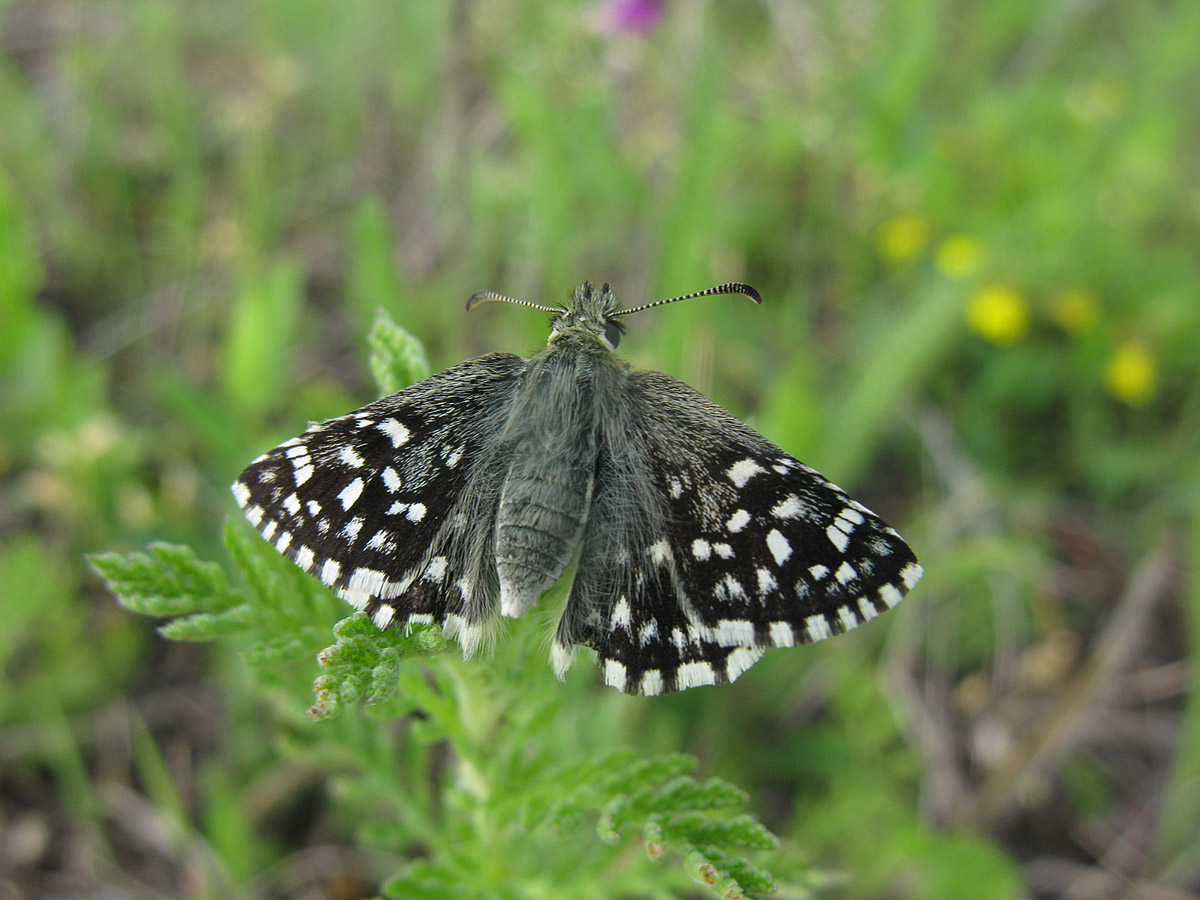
[604,319,622,348]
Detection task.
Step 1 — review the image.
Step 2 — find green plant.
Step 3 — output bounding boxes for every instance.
[90,313,790,899]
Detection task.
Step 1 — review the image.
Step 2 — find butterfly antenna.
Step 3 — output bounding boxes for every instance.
[466,290,562,313]
[612,282,762,317]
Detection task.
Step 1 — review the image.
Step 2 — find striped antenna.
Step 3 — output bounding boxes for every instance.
[466,290,562,313]
[613,282,762,317]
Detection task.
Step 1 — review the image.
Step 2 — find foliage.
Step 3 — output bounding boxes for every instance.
[91,524,788,900]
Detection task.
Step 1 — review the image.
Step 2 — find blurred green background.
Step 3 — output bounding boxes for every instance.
[3,0,1199,897]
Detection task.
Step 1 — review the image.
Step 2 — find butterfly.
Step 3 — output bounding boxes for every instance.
[232,282,921,694]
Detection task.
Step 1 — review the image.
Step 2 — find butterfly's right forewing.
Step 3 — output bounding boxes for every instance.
[233,353,527,637]
[562,371,921,695]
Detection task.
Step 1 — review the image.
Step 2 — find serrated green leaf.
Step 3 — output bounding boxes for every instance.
[663,813,779,852]
[242,635,318,666]
[367,653,402,705]
[650,776,749,814]
[369,308,430,396]
[89,544,236,618]
[719,857,779,896]
[526,748,638,829]
[599,753,697,796]
[309,613,448,719]
[158,606,254,640]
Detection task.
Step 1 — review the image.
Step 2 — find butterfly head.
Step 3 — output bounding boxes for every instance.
[466,281,764,353]
[551,282,624,350]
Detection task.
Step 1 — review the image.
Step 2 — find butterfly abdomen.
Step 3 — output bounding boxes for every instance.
[494,346,609,617]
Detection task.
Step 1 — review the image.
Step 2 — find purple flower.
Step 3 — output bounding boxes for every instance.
[593,0,664,34]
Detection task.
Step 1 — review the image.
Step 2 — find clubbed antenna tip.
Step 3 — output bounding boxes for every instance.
[613,282,762,317]
[467,290,561,313]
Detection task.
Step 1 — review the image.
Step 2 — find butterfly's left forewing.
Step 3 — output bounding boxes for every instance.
[566,371,921,695]
[233,353,527,639]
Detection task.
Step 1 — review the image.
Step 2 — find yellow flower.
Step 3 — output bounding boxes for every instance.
[1053,288,1099,333]
[936,235,982,278]
[967,285,1029,346]
[1103,340,1156,406]
[876,214,929,263]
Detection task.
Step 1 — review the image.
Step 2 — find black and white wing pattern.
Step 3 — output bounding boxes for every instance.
[232,353,527,650]
[558,371,922,696]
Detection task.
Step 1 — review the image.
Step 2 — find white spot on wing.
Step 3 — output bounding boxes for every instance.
[283,493,300,514]
[381,467,402,492]
[638,619,658,646]
[715,619,755,645]
[726,509,751,532]
[246,505,264,527]
[348,567,388,596]
[838,508,866,527]
[294,464,313,486]
[771,494,805,519]
[377,418,410,447]
[604,658,628,692]
[691,538,712,560]
[826,523,850,553]
[727,458,766,488]
[766,529,792,565]
[339,445,365,468]
[338,477,365,510]
[838,605,858,630]
[756,567,778,594]
[805,614,832,642]
[725,647,763,681]
[366,530,392,551]
[879,583,904,608]
[321,559,341,584]
[769,621,795,647]
[406,503,427,522]
[641,670,664,696]
[341,589,370,610]
[342,517,363,542]
[444,613,485,656]
[373,605,395,628]
[901,562,923,589]
[261,520,276,540]
[294,545,314,570]
[809,564,829,580]
[677,661,717,689]
[648,538,671,565]
[232,482,251,507]
[713,542,734,559]
[425,556,447,583]
[720,574,747,600]
[857,597,878,621]
[835,561,857,584]
[610,596,633,631]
